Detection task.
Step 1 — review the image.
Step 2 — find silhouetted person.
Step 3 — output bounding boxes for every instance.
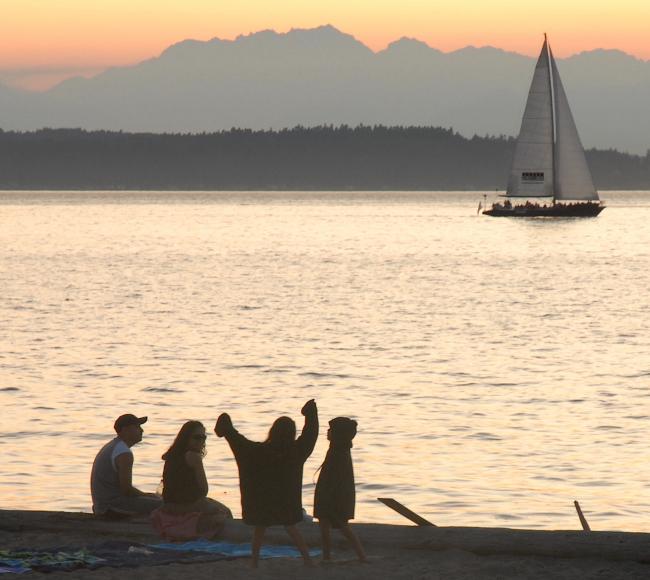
[214,399,319,567]
[153,420,232,539]
[90,414,162,517]
[314,417,367,562]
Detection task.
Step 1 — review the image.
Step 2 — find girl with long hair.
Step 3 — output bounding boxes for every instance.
[154,420,232,540]
[214,399,318,567]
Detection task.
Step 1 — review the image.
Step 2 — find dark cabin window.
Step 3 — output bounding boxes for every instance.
[522,172,544,183]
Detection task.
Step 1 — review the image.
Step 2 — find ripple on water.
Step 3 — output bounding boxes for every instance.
[432,501,471,509]
[358,483,391,491]
[495,513,523,520]
[299,372,351,379]
[465,432,502,441]
[575,481,618,487]
[485,381,524,387]
[224,364,265,369]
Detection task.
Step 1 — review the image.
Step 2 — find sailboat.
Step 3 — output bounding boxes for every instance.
[484,35,605,217]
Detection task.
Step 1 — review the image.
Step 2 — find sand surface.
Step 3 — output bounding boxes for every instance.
[2,510,650,578]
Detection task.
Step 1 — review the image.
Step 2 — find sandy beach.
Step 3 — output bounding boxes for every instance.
[2,509,650,579]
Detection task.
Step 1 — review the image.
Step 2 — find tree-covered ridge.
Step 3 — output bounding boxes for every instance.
[1,126,649,190]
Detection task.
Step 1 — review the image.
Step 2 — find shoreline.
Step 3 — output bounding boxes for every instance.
[2,509,650,578]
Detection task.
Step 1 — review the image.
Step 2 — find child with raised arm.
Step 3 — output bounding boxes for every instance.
[314,416,367,562]
[214,399,318,568]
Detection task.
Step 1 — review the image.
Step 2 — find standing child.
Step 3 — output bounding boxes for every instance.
[215,399,318,568]
[314,417,367,562]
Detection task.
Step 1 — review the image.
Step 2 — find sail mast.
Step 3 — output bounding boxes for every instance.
[546,34,557,204]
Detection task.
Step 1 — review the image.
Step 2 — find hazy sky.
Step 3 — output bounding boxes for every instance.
[2,0,649,90]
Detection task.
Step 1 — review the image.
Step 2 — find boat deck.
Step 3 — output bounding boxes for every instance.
[484,203,605,217]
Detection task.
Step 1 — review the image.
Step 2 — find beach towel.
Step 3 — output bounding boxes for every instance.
[0,549,104,573]
[82,541,229,568]
[0,562,29,575]
[151,538,320,559]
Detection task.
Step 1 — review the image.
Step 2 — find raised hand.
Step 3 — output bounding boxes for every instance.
[214,412,233,437]
[301,399,317,416]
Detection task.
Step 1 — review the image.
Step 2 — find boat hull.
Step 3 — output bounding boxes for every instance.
[483,203,605,217]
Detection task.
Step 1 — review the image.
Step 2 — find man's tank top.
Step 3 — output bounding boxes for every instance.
[90,437,132,514]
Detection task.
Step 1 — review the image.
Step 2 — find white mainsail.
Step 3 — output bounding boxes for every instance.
[550,47,599,201]
[506,39,554,198]
[506,37,599,202]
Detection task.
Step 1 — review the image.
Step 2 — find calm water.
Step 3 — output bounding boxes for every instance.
[1,191,649,531]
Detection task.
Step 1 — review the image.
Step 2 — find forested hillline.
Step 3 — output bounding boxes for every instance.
[1,126,649,190]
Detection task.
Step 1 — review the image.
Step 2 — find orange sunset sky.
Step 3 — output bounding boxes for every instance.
[2,0,649,90]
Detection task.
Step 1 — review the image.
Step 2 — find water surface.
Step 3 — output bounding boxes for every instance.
[1,191,649,531]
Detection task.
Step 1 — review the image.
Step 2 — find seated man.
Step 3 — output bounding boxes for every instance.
[90,414,162,517]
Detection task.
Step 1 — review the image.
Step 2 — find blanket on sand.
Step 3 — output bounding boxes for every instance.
[0,549,104,574]
[0,540,319,573]
[151,539,320,558]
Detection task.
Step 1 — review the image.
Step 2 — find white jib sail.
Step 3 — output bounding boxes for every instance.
[550,49,599,201]
[506,40,554,198]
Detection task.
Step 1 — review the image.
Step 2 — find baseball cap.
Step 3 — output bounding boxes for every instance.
[114,414,148,433]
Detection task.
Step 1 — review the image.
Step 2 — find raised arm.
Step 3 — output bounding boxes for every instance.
[296,399,319,460]
[214,413,256,459]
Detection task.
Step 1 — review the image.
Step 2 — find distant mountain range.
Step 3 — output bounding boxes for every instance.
[1,26,649,154]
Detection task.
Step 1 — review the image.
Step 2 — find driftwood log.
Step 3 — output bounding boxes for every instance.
[1,509,650,564]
